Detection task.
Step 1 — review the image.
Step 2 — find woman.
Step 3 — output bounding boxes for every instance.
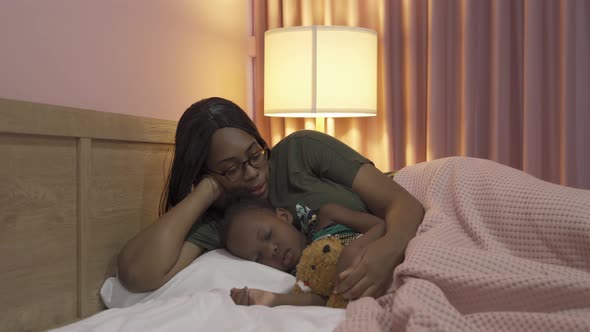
[117,97,424,300]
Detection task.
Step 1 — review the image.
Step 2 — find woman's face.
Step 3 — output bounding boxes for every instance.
[206,128,270,200]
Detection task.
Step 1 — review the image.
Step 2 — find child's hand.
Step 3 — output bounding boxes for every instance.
[230,287,277,307]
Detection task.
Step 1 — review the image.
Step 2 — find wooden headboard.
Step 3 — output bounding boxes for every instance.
[0,99,176,332]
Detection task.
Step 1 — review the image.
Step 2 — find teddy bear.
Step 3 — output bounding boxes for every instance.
[291,237,348,308]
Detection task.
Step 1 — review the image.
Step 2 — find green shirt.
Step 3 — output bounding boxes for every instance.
[185,130,373,250]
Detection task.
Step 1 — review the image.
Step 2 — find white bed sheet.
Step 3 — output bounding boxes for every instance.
[52,249,345,332]
[100,249,299,308]
[53,290,344,332]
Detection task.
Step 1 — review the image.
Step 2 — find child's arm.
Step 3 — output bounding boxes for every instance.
[231,287,326,307]
[317,203,385,248]
[272,292,327,306]
[316,203,383,233]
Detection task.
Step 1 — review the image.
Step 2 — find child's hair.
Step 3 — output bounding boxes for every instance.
[219,198,276,247]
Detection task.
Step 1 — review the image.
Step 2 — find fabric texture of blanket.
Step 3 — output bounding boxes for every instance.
[337,157,590,332]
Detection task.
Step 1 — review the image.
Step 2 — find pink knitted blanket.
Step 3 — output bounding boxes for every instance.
[336,157,590,332]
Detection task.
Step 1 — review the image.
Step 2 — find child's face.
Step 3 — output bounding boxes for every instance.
[226,208,307,272]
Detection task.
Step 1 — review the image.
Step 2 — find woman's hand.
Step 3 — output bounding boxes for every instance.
[334,243,365,285]
[230,287,278,307]
[333,237,403,300]
[194,175,228,208]
[339,163,424,300]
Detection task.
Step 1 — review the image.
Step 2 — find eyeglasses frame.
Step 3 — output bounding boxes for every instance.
[207,147,270,182]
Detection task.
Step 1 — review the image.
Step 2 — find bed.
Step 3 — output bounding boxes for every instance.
[3,99,590,332]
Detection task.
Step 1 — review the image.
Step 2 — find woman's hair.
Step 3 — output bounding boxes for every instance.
[219,198,275,247]
[159,97,269,216]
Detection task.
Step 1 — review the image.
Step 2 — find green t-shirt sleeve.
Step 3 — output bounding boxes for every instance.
[269,130,374,216]
[184,210,222,251]
[297,130,373,188]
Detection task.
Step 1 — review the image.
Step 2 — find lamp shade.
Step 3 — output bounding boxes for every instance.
[264,26,377,118]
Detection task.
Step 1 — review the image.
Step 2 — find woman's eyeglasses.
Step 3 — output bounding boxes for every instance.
[208,148,270,182]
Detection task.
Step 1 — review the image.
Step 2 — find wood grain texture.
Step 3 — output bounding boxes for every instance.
[77,138,91,318]
[0,134,78,332]
[0,98,177,144]
[0,100,176,331]
[81,140,171,315]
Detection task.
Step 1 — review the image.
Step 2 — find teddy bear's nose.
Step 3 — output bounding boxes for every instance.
[311,265,316,270]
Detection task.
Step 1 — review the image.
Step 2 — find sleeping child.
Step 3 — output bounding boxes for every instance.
[219,198,385,307]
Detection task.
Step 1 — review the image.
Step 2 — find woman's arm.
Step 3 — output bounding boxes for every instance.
[334,163,424,299]
[117,177,222,292]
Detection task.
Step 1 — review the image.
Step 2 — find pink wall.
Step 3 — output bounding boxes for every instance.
[0,1,250,121]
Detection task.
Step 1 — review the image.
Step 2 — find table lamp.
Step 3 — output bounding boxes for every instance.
[264,26,377,133]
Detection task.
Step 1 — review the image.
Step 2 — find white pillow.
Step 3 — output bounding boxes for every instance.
[101,249,296,308]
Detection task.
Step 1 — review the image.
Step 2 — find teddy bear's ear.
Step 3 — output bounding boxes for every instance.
[322,245,331,253]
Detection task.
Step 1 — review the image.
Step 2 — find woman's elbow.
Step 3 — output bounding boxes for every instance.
[117,253,162,293]
[410,193,425,219]
[117,254,140,292]
[397,185,423,217]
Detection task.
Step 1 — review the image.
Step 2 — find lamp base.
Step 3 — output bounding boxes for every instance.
[315,117,325,134]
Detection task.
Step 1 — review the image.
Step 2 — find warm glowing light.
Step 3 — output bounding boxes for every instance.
[264,26,377,118]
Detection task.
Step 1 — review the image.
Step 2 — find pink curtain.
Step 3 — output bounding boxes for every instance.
[253,0,590,189]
